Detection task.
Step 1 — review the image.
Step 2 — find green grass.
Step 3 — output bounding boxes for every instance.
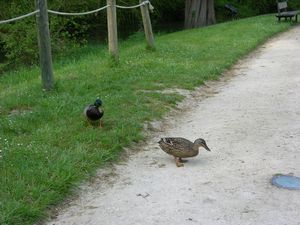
[0,15,292,224]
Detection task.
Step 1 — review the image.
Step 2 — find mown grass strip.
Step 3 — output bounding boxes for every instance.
[0,15,292,224]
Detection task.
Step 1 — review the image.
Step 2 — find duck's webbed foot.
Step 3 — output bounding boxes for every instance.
[179,158,188,163]
[174,157,184,167]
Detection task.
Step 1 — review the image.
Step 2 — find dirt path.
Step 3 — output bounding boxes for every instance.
[48,26,300,225]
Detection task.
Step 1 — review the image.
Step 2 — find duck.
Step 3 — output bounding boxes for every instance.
[158,137,211,167]
[84,98,104,127]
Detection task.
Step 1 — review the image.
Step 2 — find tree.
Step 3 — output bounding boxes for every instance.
[184,0,216,29]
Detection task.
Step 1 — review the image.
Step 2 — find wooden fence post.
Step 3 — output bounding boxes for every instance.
[36,0,54,90]
[140,0,155,50]
[107,0,119,62]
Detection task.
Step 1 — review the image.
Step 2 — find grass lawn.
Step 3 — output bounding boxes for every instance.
[0,15,292,224]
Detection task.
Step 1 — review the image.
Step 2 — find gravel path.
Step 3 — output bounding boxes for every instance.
[48,26,300,225]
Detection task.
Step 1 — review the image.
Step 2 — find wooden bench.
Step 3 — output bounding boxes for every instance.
[276,1,299,22]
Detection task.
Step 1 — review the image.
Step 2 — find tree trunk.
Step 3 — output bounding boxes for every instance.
[185,0,216,29]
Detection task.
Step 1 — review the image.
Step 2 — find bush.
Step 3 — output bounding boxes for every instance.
[0,0,99,72]
[0,0,185,72]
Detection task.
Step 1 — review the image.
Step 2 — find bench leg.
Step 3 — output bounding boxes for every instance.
[277,16,281,22]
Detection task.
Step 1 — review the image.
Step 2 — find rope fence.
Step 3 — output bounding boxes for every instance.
[0,10,39,24]
[116,0,153,10]
[0,0,155,90]
[0,1,153,21]
[47,5,109,16]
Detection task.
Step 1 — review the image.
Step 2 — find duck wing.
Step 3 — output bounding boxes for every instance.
[84,105,103,121]
[158,137,194,156]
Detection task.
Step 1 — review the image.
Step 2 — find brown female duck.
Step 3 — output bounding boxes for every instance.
[158,137,211,167]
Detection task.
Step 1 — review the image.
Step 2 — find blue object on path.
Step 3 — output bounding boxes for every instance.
[271,174,300,190]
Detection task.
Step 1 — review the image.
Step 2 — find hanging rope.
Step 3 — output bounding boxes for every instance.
[116,0,151,9]
[48,5,109,16]
[0,1,154,24]
[48,1,153,16]
[0,10,39,25]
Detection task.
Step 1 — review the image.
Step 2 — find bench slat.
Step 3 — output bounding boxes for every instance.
[278,11,299,16]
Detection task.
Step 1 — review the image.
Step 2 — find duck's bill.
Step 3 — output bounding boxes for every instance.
[204,144,211,151]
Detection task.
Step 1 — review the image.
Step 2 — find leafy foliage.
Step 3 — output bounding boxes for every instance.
[216,0,300,20]
[1,0,104,68]
[0,0,184,72]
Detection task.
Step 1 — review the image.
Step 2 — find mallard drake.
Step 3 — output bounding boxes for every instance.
[84,98,104,127]
[158,137,211,167]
